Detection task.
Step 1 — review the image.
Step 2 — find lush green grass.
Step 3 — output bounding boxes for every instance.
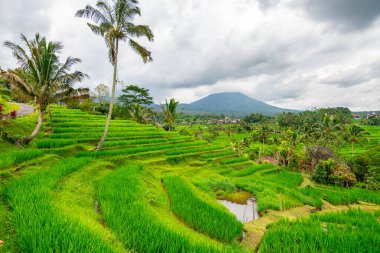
[98,165,238,253]
[164,176,243,243]
[35,139,77,149]
[1,106,379,252]
[3,158,120,252]
[0,149,43,169]
[259,209,380,253]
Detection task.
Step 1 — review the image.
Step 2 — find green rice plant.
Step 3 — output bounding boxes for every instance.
[50,131,173,139]
[35,139,77,149]
[259,209,380,253]
[164,176,243,243]
[230,164,275,177]
[165,145,224,156]
[0,149,43,169]
[103,136,192,148]
[200,151,235,160]
[3,158,119,252]
[52,126,157,133]
[77,141,208,158]
[220,157,250,165]
[98,165,237,253]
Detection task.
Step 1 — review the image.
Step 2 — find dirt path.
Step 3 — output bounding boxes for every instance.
[13,103,35,117]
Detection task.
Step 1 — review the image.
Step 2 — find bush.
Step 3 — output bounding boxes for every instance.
[349,155,369,182]
[178,128,191,136]
[305,146,333,170]
[312,158,335,184]
[330,163,357,187]
[313,159,357,187]
[366,166,380,191]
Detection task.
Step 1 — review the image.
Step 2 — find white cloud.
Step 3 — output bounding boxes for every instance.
[0,0,379,111]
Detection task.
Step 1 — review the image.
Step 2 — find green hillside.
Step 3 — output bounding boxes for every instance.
[0,106,379,252]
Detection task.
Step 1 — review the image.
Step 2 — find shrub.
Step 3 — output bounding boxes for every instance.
[349,155,369,182]
[312,158,335,184]
[330,163,357,187]
[366,166,380,191]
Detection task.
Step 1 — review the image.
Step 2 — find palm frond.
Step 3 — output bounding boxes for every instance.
[125,24,154,41]
[128,39,152,63]
[75,4,107,24]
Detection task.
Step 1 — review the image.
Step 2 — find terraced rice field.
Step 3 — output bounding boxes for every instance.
[0,106,379,252]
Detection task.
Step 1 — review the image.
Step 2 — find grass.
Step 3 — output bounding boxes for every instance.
[259,209,380,253]
[1,106,379,252]
[77,141,208,157]
[163,176,243,242]
[3,158,120,252]
[35,139,77,149]
[0,149,43,169]
[98,165,238,253]
[220,157,250,165]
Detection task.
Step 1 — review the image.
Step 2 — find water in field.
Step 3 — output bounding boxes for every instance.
[218,198,259,223]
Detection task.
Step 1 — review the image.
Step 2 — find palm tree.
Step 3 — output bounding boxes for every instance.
[130,104,153,124]
[346,124,370,157]
[76,0,154,151]
[1,34,86,144]
[314,114,344,146]
[254,124,272,155]
[161,98,179,131]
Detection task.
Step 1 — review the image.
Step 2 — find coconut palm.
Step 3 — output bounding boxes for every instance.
[1,34,86,144]
[346,124,370,157]
[253,124,272,155]
[130,104,153,124]
[314,114,344,146]
[161,98,179,131]
[76,0,154,151]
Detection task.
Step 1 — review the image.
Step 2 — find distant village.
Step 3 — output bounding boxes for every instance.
[352,111,380,120]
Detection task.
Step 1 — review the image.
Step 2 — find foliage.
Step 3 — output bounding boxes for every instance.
[76,0,154,150]
[117,84,153,109]
[366,166,380,191]
[94,83,109,105]
[242,113,271,123]
[162,98,179,131]
[1,33,86,143]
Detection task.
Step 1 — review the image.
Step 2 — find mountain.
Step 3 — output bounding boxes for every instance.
[154,92,296,116]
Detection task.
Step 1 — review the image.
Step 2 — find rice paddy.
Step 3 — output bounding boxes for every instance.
[0,106,379,252]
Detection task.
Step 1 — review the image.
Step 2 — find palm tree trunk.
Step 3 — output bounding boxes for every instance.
[24,110,45,144]
[351,142,355,157]
[96,40,118,151]
[49,106,54,130]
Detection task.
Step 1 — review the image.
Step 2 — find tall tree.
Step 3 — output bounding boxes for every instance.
[94,83,109,105]
[346,124,370,157]
[76,0,154,151]
[0,34,86,144]
[117,84,153,116]
[314,114,344,146]
[253,124,272,155]
[161,98,179,131]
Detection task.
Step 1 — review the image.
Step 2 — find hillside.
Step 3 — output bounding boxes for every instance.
[0,106,379,252]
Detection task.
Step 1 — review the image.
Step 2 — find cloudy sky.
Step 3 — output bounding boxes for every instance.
[0,0,380,111]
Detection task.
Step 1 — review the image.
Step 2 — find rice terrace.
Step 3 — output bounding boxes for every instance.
[0,0,380,252]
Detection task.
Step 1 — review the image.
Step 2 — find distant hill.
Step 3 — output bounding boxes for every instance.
[153,92,296,116]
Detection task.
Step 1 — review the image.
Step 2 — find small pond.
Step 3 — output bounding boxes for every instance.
[218,198,259,223]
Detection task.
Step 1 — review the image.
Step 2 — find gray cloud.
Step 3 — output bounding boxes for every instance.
[299,0,380,31]
[322,60,380,87]
[0,0,379,111]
